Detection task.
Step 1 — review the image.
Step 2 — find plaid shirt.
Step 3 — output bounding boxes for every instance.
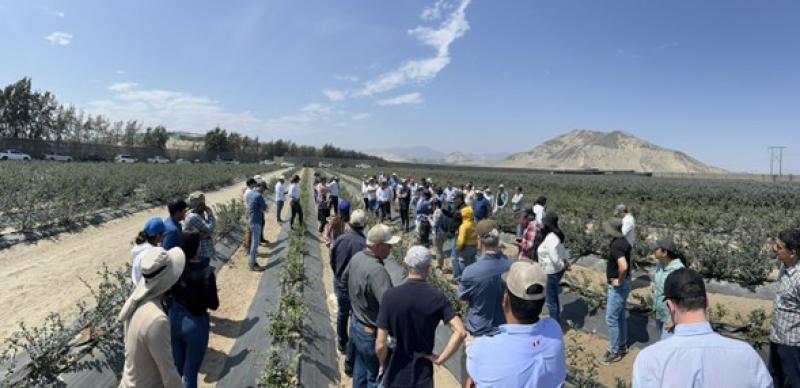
[771,263,800,346]
[184,211,216,259]
[519,221,541,259]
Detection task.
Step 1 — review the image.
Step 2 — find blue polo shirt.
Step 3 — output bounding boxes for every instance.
[161,216,182,250]
[467,319,566,388]
[458,252,512,336]
[632,322,772,388]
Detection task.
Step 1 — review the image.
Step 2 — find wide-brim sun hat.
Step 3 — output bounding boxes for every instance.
[603,218,625,238]
[118,247,186,322]
[367,224,401,246]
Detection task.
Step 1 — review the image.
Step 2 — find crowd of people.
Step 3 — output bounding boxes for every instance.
[115,170,800,388]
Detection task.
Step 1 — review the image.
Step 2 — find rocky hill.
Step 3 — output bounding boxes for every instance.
[499,130,725,173]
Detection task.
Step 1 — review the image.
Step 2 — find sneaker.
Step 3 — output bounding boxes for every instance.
[601,350,623,365]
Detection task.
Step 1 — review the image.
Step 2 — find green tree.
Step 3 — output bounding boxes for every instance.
[142,125,169,149]
[204,126,229,157]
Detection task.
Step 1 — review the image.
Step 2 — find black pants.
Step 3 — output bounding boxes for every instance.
[379,201,391,221]
[330,196,339,214]
[318,208,330,233]
[290,199,303,227]
[770,342,800,388]
[399,205,410,231]
[363,197,369,211]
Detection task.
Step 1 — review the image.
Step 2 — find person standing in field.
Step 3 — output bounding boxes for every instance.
[367,178,379,216]
[274,175,286,223]
[328,176,340,215]
[341,224,400,388]
[415,191,433,237]
[325,200,351,248]
[466,260,566,388]
[459,220,513,345]
[533,196,547,224]
[375,246,467,388]
[331,209,368,377]
[493,184,509,214]
[769,229,800,387]
[242,177,258,252]
[376,180,393,222]
[162,198,188,250]
[361,175,370,210]
[168,232,219,388]
[516,209,541,261]
[184,192,215,267]
[444,181,457,211]
[131,217,166,286]
[397,178,412,232]
[472,190,491,222]
[616,204,636,247]
[651,239,685,340]
[483,188,494,216]
[537,213,569,324]
[602,218,632,364]
[430,199,451,270]
[632,268,772,387]
[289,174,303,229]
[246,181,268,271]
[118,247,185,388]
[511,187,525,240]
[316,177,331,234]
[443,192,466,277]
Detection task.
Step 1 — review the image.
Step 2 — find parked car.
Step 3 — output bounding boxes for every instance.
[355,163,372,169]
[318,162,333,168]
[260,160,276,166]
[114,154,138,163]
[280,162,295,167]
[0,149,32,161]
[147,155,170,164]
[44,152,74,162]
[175,158,192,164]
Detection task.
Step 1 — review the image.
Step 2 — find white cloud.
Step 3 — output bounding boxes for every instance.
[55,10,65,18]
[45,32,73,46]
[115,69,126,75]
[87,82,333,136]
[351,112,371,120]
[359,0,470,96]
[335,75,359,82]
[323,89,347,102]
[376,92,423,106]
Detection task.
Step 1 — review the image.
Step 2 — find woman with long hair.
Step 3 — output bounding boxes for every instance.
[537,213,569,324]
[324,200,351,248]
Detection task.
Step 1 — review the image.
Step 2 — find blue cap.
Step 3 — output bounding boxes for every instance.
[338,199,350,212]
[144,217,166,237]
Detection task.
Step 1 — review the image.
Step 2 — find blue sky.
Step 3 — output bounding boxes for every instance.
[1,0,798,172]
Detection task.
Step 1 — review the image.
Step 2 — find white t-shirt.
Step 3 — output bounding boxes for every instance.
[377,187,393,202]
[274,182,285,202]
[243,187,253,204]
[533,204,546,224]
[512,193,524,210]
[289,183,301,200]
[537,233,567,274]
[367,183,378,200]
[328,181,340,197]
[362,182,369,198]
[622,214,636,246]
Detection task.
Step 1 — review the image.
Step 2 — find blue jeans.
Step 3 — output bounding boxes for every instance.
[249,222,263,266]
[351,320,380,388]
[276,200,285,221]
[334,281,355,370]
[453,245,478,281]
[169,304,210,388]
[655,319,673,340]
[546,270,565,323]
[605,278,631,354]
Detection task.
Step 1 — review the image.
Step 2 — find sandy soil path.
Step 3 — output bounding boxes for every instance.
[198,201,287,387]
[0,169,287,343]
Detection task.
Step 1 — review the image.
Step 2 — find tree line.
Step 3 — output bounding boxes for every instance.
[0,77,378,160]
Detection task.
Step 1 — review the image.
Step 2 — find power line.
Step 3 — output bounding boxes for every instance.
[768,146,787,176]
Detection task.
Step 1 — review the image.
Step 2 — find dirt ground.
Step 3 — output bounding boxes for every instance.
[0,169,287,343]
[565,329,639,386]
[197,200,287,387]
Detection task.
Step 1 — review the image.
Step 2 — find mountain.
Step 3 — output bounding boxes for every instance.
[443,152,509,165]
[363,146,446,163]
[499,130,725,173]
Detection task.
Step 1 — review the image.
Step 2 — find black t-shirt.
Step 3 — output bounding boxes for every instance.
[606,237,632,281]
[377,280,455,387]
[171,261,219,316]
[398,186,411,206]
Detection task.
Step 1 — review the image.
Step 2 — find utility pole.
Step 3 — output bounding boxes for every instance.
[768,146,787,176]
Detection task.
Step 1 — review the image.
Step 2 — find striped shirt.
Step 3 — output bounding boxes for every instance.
[772,262,800,346]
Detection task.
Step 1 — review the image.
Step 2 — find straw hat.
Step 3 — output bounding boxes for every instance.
[118,247,186,323]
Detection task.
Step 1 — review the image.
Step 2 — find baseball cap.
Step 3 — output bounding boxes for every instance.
[476,219,499,238]
[144,217,165,237]
[367,224,401,246]
[502,261,547,301]
[651,239,679,255]
[338,199,351,212]
[614,204,628,215]
[404,245,432,273]
[663,268,706,301]
[350,209,367,228]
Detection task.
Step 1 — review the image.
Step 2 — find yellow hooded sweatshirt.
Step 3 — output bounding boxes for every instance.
[457,206,478,250]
